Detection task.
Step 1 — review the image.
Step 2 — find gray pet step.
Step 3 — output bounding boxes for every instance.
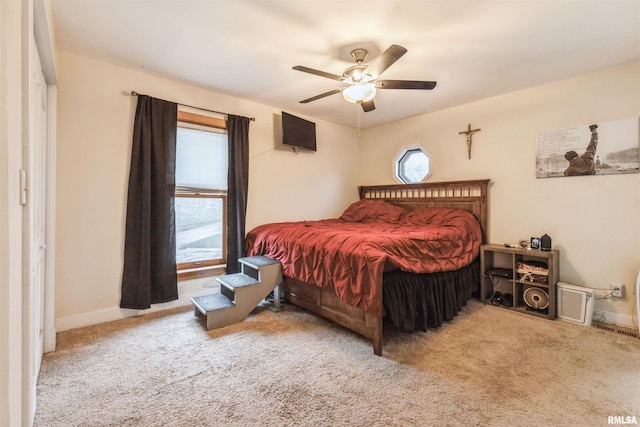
[240,255,280,269]
[192,293,234,315]
[217,273,259,289]
[191,255,283,331]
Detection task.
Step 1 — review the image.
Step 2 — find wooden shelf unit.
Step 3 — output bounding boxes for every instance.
[480,244,559,320]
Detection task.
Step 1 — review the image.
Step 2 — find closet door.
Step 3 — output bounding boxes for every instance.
[23,39,48,422]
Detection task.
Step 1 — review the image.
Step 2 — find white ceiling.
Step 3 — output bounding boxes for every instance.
[49,0,640,129]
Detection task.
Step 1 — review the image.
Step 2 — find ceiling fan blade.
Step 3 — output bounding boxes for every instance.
[299,88,343,104]
[292,65,344,81]
[361,99,375,112]
[363,44,407,78]
[377,80,437,90]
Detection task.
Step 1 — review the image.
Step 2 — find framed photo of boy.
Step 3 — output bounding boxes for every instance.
[530,237,541,250]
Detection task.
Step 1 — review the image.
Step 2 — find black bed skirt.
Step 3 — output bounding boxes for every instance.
[382,257,479,332]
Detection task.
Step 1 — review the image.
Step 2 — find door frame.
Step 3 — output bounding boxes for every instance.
[33,0,57,356]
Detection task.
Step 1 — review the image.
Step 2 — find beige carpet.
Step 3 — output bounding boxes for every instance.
[35,300,639,426]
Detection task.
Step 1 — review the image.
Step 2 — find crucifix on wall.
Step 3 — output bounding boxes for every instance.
[459,124,481,159]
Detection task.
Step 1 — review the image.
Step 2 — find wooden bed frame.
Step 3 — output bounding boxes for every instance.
[282,179,490,356]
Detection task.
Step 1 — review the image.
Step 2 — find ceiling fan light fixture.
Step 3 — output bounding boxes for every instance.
[343,82,376,103]
[294,44,435,112]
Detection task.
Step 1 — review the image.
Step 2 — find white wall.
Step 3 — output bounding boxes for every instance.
[361,60,640,326]
[54,51,360,329]
[54,50,640,329]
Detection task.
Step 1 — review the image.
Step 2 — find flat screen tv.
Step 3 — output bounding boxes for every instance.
[281,111,317,152]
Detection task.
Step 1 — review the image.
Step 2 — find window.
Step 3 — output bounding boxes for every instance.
[176,110,227,280]
[395,146,432,184]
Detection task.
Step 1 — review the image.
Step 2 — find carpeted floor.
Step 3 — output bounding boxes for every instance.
[35,300,639,426]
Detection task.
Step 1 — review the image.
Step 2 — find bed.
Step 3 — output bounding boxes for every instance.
[245,179,490,355]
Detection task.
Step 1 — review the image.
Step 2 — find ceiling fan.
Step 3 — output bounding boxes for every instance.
[293,44,437,112]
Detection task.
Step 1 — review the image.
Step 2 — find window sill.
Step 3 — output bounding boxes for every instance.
[178,264,226,282]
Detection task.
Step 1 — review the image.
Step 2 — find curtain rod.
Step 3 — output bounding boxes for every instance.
[130,91,255,121]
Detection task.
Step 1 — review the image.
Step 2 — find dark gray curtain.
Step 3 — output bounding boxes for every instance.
[120,95,178,309]
[226,115,251,273]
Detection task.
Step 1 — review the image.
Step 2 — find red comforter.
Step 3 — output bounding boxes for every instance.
[245,200,482,317]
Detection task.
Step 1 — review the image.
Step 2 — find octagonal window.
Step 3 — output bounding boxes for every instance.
[395,146,431,184]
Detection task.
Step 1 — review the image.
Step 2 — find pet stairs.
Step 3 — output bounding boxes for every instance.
[191,256,282,330]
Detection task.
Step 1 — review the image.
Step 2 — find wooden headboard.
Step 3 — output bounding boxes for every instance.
[358,179,490,243]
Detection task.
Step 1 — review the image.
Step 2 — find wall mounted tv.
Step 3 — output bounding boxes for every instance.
[280,111,317,152]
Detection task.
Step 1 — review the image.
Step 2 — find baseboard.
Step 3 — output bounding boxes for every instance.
[55,287,216,333]
[594,309,636,330]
